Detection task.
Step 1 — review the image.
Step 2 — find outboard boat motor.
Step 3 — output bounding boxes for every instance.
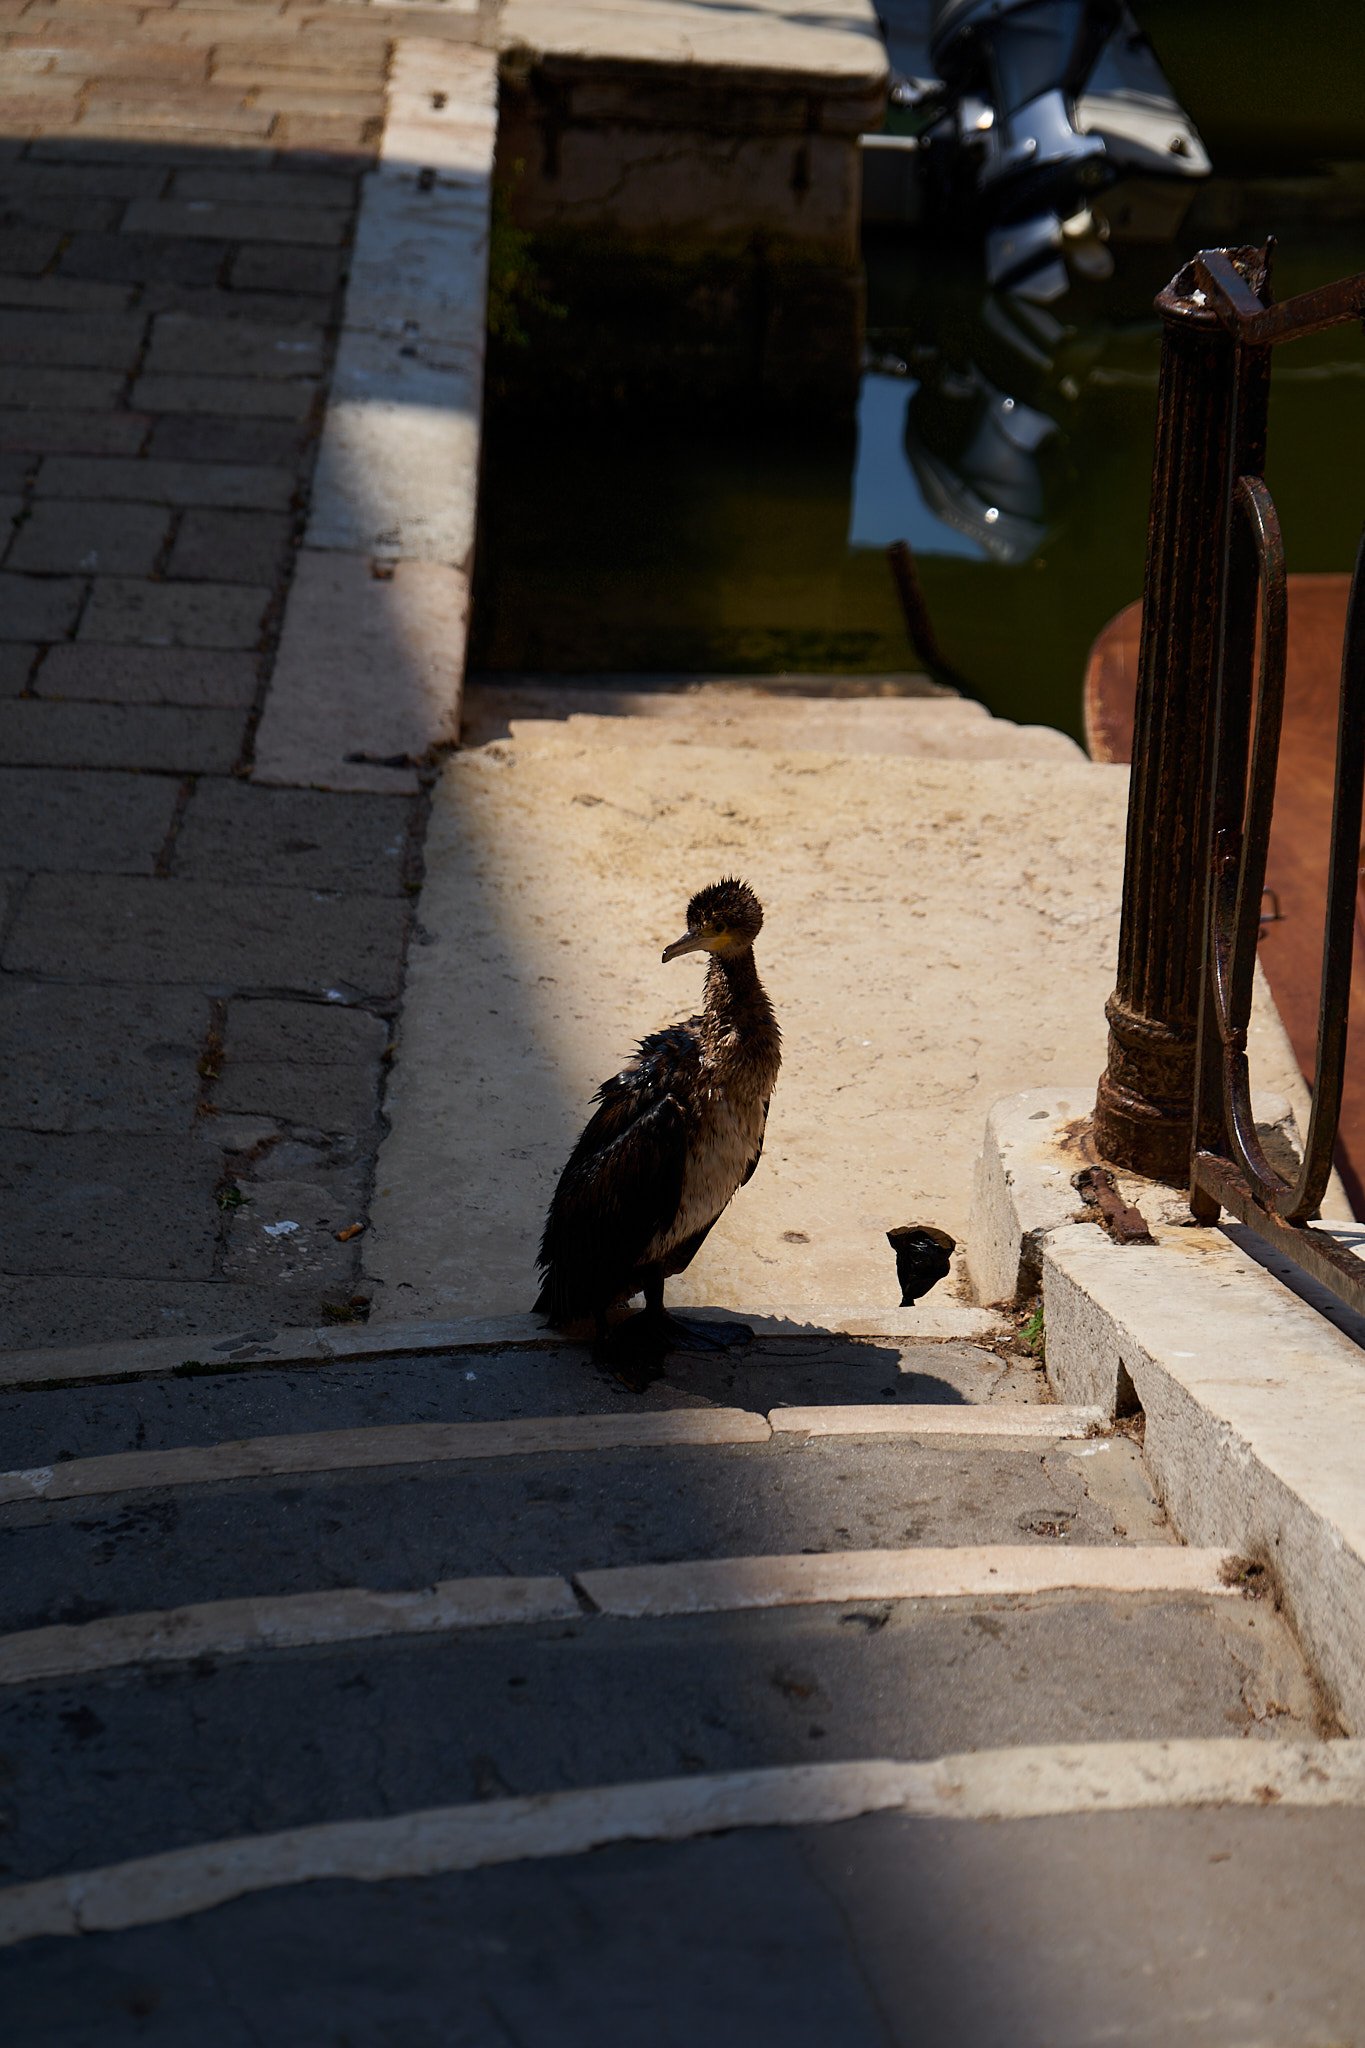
[898,0,1209,301]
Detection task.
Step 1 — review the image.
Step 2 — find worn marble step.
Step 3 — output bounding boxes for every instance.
[463,679,1083,761]
[0,1428,1164,1633]
[9,1784,1358,2047]
[0,1588,1323,1890]
[0,1335,1041,1470]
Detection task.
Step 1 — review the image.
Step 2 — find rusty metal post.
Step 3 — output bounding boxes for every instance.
[1092,247,1272,1180]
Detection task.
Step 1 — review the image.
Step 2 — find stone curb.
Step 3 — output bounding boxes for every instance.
[968,1087,1365,1733]
[252,40,497,795]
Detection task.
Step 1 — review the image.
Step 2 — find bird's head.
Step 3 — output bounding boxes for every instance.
[662,878,764,964]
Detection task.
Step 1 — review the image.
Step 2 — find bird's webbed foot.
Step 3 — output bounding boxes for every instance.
[597,1308,751,1390]
[656,1313,752,1353]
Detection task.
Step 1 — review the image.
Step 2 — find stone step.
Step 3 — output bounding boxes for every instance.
[0,1587,1322,1892]
[463,679,1083,762]
[0,1427,1163,1632]
[8,1756,1365,2036]
[0,1333,1040,1470]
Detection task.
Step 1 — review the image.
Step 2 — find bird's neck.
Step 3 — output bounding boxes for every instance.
[704,949,779,1056]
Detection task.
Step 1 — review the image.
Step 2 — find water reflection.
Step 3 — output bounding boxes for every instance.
[473,223,1365,742]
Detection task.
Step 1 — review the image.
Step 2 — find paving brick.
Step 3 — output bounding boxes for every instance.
[79,577,270,649]
[229,243,342,296]
[0,700,244,771]
[0,366,124,407]
[54,41,211,84]
[131,373,317,420]
[0,191,122,233]
[0,642,35,694]
[0,572,84,641]
[4,873,409,999]
[270,118,380,161]
[31,136,274,169]
[0,309,146,369]
[0,1131,219,1278]
[6,500,171,575]
[167,508,292,584]
[224,995,388,1065]
[80,97,275,139]
[0,981,206,1133]
[171,168,355,210]
[140,283,335,327]
[173,781,412,893]
[123,198,347,246]
[0,226,60,273]
[0,409,149,456]
[0,276,134,312]
[0,766,178,872]
[213,1057,379,1131]
[58,233,226,286]
[145,312,325,379]
[35,643,258,707]
[146,413,307,466]
[36,455,296,510]
[0,162,166,201]
[0,454,31,491]
[254,88,387,120]
[212,32,390,74]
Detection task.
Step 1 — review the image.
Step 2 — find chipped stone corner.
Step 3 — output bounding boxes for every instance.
[968,1087,1365,1734]
[965,1086,1097,1309]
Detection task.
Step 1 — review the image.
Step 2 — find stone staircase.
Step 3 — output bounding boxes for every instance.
[2,677,1360,2040]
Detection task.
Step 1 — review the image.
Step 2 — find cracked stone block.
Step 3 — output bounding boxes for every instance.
[0,982,207,1134]
[0,1275,267,1350]
[4,874,408,1000]
[224,998,388,1066]
[0,1132,220,1279]
[172,782,412,892]
[213,1059,380,1133]
[0,768,180,873]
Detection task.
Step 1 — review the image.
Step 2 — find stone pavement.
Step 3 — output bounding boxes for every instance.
[0,0,494,1351]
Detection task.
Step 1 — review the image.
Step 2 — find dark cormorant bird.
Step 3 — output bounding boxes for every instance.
[534,878,781,1376]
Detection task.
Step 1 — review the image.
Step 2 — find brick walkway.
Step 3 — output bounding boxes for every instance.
[0,1,488,1349]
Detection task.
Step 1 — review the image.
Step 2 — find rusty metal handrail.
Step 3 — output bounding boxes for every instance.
[1094,242,1365,1315]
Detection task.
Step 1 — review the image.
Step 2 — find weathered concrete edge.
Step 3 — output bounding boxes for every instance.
[3,1740,1361,1947]
[970,1090,1365,1733]
[0,1305,1009,1392]
[252,39,496,794]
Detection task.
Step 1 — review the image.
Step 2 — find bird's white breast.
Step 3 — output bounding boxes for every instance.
[647,1076,767,1261]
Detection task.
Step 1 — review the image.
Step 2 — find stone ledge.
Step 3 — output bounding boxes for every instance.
[968,1088,1365,1732]
[0,1302,1007,1391]
[497,0,887,97]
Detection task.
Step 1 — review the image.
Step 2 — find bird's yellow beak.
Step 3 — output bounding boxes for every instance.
[662,929,709,963]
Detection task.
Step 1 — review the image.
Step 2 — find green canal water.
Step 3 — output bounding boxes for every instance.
[471,205,1365,742]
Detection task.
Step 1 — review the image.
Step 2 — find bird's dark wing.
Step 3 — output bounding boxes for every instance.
[536,1024,700,1319]
[740,1095,772,1187]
